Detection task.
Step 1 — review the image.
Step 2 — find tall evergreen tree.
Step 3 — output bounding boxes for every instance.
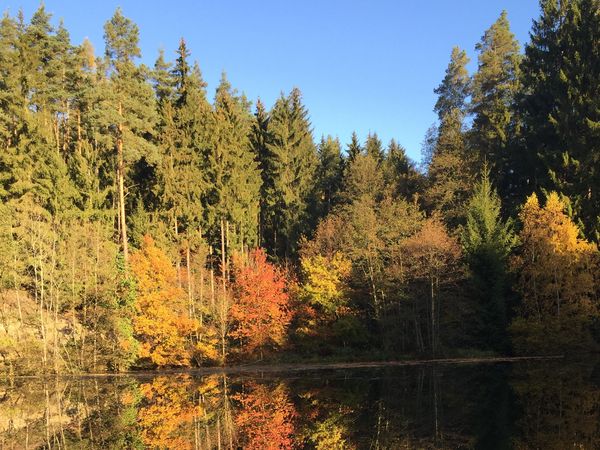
[262,88,317,259]
[208,73,261,249]
[103,8,157,261]
[517,0,600,240]
[471,11,521,194]
[425,46,475,226]
[364,132,384,164]
[314,135,344,218]
[346,131,363,164]
[433,46,471,120]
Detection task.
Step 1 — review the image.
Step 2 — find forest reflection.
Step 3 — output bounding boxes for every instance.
[0,360,598,449]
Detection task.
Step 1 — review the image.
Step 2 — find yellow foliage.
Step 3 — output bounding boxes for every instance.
[131,235,198,367]
[301,252,352,317]
[511,193,598,353]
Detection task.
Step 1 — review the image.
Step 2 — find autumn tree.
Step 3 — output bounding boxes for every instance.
[510,193,598,354]
[402,217,462,355]
[229,248,291,357]
[131,235,198,367]
[234,382,297,450]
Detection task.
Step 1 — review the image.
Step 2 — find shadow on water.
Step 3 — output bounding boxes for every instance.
[0,358,598,449]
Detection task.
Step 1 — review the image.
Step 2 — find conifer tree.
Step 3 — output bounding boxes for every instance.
[517,0,600,240]
[103,8,157,261]
[209,73,261,249]
[314,135,344,218]
[346,131,363,165]
[462,165,517,351]
[364,132,384,164]
[425,47,475,226]
[262,88,317,259]
[471,11,521,194]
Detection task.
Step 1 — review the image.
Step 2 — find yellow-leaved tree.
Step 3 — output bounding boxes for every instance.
[510,193,599,354]
[301,252,352,318]
[131,235,198,367]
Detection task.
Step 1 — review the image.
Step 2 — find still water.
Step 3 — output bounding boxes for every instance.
[0,358,598,449]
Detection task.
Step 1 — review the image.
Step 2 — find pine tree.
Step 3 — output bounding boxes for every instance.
[471,11,521,194]
[425,47,476,226]
[433,46,471,120]
[517,0,600,240]
[103,8,158,261]
[462,165,517,351]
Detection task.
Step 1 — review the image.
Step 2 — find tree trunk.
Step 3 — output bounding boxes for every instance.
[117,101,129,262]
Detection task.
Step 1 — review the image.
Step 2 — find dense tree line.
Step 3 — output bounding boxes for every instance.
[0,1,598,374]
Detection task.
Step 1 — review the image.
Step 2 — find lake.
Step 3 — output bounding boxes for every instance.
[0,358,598,449]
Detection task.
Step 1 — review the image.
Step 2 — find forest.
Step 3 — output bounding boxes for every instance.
[0,0,598,375]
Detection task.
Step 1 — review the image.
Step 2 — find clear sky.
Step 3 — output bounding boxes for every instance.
[4,1,541,162]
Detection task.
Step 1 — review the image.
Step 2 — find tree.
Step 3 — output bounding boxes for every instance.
[313,135,344,219]
[103,9,157,261]
[229,248,291,356]
[471,10,521,194]
[516,0,600,240]
[433,46,471,120]
[131,235,198,367]
[261,88,318,259]
[300,252,352,319]
[345,131,362,165]
[364,132,384,164]
[425,46,476,226]
[234,382,297,450]
[510,192,598,353]
[208,73,261,249]
[402,217,462,355]
[462,165,517,351]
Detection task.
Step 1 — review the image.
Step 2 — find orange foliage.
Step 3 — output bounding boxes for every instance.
[138,375,202,449]
[131,235,198,367]
[234,382,297,450]
[230,248,291,354]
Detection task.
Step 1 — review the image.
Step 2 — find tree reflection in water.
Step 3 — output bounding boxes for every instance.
[0,359,597,449]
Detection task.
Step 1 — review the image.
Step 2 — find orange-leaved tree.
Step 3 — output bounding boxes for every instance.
[510,193,598,354]
[131,235,198,367]
[230,248,291,357]
[234,382,297,450]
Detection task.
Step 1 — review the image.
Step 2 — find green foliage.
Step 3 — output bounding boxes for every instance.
[462,165,517,351]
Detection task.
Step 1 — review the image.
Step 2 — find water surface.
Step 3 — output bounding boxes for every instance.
[1,358,598,449]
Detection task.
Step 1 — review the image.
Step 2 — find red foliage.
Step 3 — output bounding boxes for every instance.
[230,248,291,355]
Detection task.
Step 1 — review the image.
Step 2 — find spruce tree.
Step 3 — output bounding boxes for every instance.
[262,88,317,259]
[314,135,344,218]
[517,0,600,240]
[462,165,516,351]
[364,132,384,164]
[433,46,471,120]
[209,73,261,249]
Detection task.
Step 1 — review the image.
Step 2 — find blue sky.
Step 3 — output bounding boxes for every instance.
[4,1,541,162]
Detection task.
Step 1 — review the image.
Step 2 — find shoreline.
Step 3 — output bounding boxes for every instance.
[6,355,565,381]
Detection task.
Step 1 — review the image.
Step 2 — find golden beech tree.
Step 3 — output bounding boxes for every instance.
[510,193,599,353]
[230,248,291,356]
[131,235,198,367]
